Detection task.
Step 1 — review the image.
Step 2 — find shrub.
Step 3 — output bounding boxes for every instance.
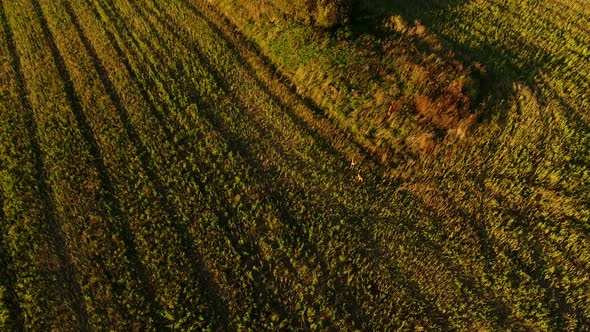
[315,0,351,28]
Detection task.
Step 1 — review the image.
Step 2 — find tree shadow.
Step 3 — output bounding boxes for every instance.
[349,0,549,124]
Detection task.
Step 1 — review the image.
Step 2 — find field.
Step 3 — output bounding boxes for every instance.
[0,0,588,330]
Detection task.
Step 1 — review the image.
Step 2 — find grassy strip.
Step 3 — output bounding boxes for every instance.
[208,0,482,161]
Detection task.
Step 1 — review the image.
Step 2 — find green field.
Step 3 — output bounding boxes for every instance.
[0,0,588,330]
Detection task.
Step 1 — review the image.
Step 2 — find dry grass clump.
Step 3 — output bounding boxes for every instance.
[414,77,473,130]
[382,15,485,139]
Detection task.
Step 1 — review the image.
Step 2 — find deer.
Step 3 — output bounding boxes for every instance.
[357,170,364,183]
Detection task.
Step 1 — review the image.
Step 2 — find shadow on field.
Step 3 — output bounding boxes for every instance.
[349,0,575,326]
[352,0,549,123]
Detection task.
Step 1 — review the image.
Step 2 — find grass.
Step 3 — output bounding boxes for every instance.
[0,0,588,330]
